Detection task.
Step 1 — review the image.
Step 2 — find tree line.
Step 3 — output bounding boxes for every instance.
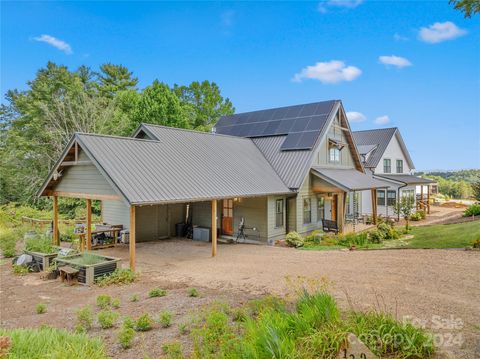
[0,62,235,207]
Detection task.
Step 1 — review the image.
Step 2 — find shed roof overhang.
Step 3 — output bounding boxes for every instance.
[374,174,437,186]
[311,167,391,192]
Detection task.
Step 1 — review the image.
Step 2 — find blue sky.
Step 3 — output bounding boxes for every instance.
[2,1,479,170]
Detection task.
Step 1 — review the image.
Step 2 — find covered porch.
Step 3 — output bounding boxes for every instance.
[311,167,391,233]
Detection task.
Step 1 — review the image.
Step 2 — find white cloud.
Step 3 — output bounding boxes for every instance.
[394,33,408,41]
[346,111,366,122]
[293,60,362,84]
[378,55,412,68]
[375,115,390,125]
[318,0,363,13]
[34,34,72,54]
[418,21,467,43]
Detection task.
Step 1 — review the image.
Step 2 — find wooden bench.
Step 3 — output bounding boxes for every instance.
[322,219,339,234]
[59,266,79,285]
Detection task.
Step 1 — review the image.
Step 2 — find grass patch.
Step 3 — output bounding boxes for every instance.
[159,310,173,328]
[36,303,47,314]
[190,291,434,359]
[12,264,30,276]
[97,310,119,329]
[25,236,56,254]
[404,221,480,249]
[75,306,94,332]
[96,268,137,287]
[187,288,199,297]
[96,295,111,309]
[0,326,107,359]
[67,253,107,266]
[148,288,166,298]
[135,313,154,332]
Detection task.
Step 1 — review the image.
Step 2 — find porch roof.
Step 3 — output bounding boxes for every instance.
[374,174,437,186]
[311,167,391,191]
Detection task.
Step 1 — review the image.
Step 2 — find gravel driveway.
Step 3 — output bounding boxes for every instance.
[103,240,480,358]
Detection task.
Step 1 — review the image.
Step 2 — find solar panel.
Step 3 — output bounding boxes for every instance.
[214,100,337,151]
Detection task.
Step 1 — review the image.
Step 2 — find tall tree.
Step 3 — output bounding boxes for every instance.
[472,177,480,202]
[173,80,234,131]
[97,63,138,98]
[129,80,190,132]
[450,0,480,18]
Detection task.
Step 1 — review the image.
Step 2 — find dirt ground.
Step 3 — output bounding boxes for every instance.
[1,240,479,358]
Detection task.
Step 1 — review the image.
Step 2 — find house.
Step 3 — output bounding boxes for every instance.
[352,128,436,218]
[38,99,391,270]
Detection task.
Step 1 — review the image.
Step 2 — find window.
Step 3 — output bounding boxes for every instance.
[387,190,396,206]
[329,147,340,163]
[383,159,391,173]
[377,190,386,206]
[303,198,311,224]
[396,160,403,173]
[317,196,325,221]
[402,189,415,198]
[275,199,284,227]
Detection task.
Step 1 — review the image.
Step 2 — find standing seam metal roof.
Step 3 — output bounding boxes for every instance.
[76,131,291,205]
[352,128,398,168]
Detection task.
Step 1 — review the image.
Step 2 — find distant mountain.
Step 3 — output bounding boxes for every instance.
[415,169,479,184]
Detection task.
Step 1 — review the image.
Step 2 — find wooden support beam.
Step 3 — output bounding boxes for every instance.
[59,160,92,166]
[130,206,136,271]
[52,195,59,245]
[427,185,431,214]
[44,191,121,201]
[371,189,377,225]
[86,199,92,251]
[337,192,345,233]
[420,185,424,211]
[211,199,217,257]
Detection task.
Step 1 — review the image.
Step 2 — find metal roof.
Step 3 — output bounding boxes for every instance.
[311,167,392,191]
[68,131,291,205]
[252,136,313,189]
[356,144,378,155]
[375,174,437,185]
[215,100,338,151]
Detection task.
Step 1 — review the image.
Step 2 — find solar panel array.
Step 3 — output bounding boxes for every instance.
[215,100,337,151]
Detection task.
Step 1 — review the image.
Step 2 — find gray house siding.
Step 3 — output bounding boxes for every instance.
[234,197,268,242]
[56,151,117,196]
[266,195,288,243]
[102,200,130,228]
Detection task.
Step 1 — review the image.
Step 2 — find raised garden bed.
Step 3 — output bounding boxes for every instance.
[54,253,121,285]
[23,250,58,272]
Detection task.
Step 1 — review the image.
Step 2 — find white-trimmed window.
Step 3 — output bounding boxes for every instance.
[303,198,312,224]
[377,190,386,206]
[387,190,396,206]
[383,159,391,173]
[329,147,340,163]
[275,199,284,227]
[396,160,403,173]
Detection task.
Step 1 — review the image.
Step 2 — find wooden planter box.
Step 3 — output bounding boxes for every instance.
[54,254,121,286]
[24,250,58,272]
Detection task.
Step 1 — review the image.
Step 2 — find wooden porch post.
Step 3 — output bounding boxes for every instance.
[86,199,92,250]
[52,195,59,245]
[129,206,136,271]
[211,199,217,257]
[427,185,431,214]
[420,185,424,211]
[371,189,377,225]
[338,192,345,233]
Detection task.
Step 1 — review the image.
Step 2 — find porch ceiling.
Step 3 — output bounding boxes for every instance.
[311,167,391,191]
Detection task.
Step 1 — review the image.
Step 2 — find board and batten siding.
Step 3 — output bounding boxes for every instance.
[266,196,288,243]
[295,174,324,236]
[102,200,130,229]
[55,151,118,196]
[234,197,268,242]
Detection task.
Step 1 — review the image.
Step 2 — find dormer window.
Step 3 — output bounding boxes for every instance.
[328,139,344,163]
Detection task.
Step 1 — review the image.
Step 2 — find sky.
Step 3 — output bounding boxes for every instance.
[1,0,479,170]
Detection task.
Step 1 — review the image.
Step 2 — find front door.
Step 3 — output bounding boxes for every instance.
[222,199,234,236]
[331,194,338,222]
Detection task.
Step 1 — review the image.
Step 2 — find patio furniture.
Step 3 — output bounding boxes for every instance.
[322,219,339,234]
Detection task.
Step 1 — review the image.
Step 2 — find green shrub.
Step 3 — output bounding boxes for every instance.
[303,230,323,246]
[410,212,423,221]
[0,230,17,258]
[111,298,121,309]
[76,306,94,332]
[96,268,137,286]
[231,307,249,322]
[337,232,369,247]
[98,310,119,329]
[178,322,188,335]
[36,303,47,314]
[159,310,173,328]
[0,327,107,359]
[25,236,56,254]
[122,316,135,330]
[347,311,435,357]
[135,313,154,331]
[320,234,339,246]
[187,288,199,297]
[118,326,135,349]
[148,288,166,298]
[368,229,384,244]
[464,204,480,217]
[12,264,29,276]
[472,237,480,249]
[96,295,111,309]
[130,294,139,302]
[162,341,184,359]
[286,231,304,248]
